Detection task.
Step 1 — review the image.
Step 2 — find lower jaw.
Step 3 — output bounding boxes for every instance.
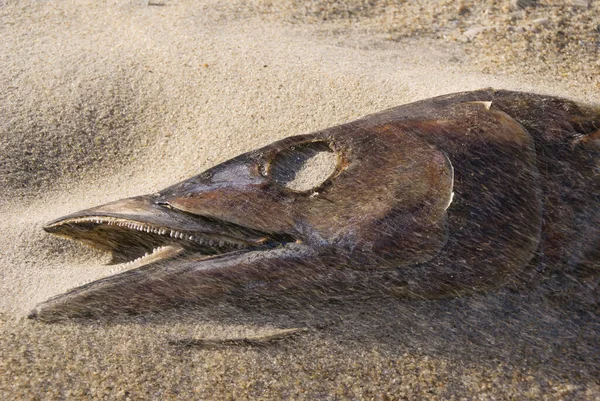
[30,242,313,321]
[98,242,259,282]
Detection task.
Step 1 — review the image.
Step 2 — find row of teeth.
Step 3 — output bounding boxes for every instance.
[109,246,169,273]
[63,216,259,288]
[69,217,249,249]
[77,246,175,286]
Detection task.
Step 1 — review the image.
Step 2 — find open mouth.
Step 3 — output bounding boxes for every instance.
[44,214,293,276]
[31,194,306,321]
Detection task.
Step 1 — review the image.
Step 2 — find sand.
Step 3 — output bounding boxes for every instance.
[1,0,599,399]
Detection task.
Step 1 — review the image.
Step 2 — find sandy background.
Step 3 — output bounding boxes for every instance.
[1,0,599,399]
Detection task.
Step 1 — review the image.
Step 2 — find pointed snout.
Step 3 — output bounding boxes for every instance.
[44,196,168,232]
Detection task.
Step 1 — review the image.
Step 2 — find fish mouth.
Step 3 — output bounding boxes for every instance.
[43,196,295,276]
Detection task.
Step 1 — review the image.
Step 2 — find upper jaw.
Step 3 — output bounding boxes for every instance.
[43,194,295,268]
[44,195,274,243]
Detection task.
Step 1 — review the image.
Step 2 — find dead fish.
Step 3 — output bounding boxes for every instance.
[30,89,600,321]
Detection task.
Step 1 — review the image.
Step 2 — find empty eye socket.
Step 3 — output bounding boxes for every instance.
[269,141,338,192]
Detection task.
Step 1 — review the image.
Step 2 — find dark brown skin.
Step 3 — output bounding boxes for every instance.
[30,89,600,321]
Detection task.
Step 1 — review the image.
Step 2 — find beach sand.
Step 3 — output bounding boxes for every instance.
[1,0,599,399]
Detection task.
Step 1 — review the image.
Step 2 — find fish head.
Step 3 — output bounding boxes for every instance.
[33,122,454,320]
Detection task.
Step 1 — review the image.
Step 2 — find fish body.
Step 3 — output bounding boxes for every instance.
[31,89,600,321]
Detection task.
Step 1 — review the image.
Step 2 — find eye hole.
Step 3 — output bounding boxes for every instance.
[270,141,338,192]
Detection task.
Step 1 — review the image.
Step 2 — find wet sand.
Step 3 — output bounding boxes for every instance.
[1,0,599,399]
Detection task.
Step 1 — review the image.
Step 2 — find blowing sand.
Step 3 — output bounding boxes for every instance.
[1,0,599,399]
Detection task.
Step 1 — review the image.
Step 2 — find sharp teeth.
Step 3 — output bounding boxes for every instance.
[76,215,257,254]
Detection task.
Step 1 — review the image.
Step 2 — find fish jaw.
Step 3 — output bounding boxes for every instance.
[43,195,279,262]
[28,242,317,321]
[32,195,300,321]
